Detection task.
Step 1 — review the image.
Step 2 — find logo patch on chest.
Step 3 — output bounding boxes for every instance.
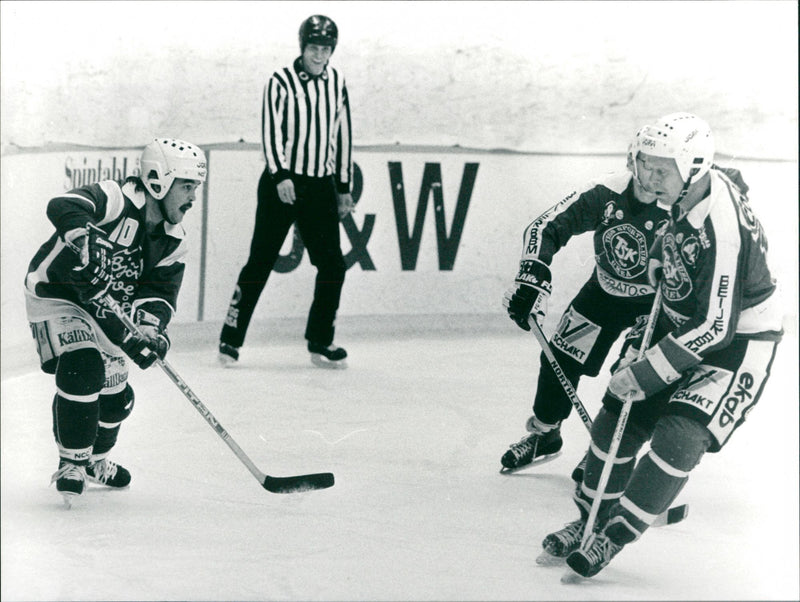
[602,224,648,278]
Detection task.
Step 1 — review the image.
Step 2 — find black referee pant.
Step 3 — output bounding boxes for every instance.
[220,169,347,348]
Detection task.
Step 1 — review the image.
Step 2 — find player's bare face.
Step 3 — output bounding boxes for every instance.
[302,44,332,76]
[635,153,685,205]
[162,178,201,224]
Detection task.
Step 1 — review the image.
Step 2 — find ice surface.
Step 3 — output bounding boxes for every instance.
[2,318,797,601]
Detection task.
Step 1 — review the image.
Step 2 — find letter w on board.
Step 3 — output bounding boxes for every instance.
[389,162,479,271]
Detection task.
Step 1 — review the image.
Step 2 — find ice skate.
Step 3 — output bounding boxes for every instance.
[500,424,562,473]
[571,453,587,483]
[564,531,624,579]
[86,458,131,488]
[537,518,586,565]
[308,342,348,369]
[51,460,87,508]
[218,342,240,366]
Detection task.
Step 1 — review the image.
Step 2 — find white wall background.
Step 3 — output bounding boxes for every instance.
[1,1,797,158]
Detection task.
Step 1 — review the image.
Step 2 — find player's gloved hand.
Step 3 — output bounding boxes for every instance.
[647,258,663,288]
[610,343,640,375]
[502,259,552,331]
[120,307,170,369]
[68,223,114,304]
[607,362,648,402]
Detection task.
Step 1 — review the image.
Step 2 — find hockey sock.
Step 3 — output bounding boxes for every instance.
[606,415,712,543]
[52,348,104,464]
[93,384,135,457]
[573,407,648,524]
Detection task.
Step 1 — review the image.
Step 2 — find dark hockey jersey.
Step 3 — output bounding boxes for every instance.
[634,168,782,383]
[520,171,670,301]
[25,178,187,344]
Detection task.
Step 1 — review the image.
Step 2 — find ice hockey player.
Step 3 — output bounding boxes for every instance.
[539,113,783,578]
[218,14,354,369]
[501,118,749,480]
[24,138,207,506]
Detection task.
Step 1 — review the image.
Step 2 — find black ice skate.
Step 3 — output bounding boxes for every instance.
[51,460,87,507]
[500,427,562,473]
[218,342,240,366]
[571,453,587,483]
[564,531,624,580]
[308,342,347,369]
[86,458,131,488]
[537,518,587,565]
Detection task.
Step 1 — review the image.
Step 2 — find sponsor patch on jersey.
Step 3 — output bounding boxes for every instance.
[601,223,648,278]
[668,365,734,417]
[661,233,692,302]
[551,307,601,365]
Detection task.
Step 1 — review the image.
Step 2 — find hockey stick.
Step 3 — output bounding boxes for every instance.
[577,284,663,551]
[529,316,687,526]
[101,295,334,494]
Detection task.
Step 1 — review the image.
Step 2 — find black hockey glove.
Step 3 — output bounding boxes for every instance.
[120,307,171,370]
[502,259,552,331]
[68,222,114,304]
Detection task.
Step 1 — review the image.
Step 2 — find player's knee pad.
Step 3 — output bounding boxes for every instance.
[591,407,649,458]
[650,414,713,472]
[99,384,135,424]
[56,348,105,397]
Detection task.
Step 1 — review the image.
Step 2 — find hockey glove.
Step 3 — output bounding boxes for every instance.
[120,307,171,370]
[68,223,114,304]
[502,259,552,331]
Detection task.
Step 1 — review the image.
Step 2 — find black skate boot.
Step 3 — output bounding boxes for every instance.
[571,453,587,483]
[500,419,562,472]
[86,458,131,488]
[218,342,240,366]
[539,518,587,564]
[308,342,347,369]
[51,460,87,507]
[564,531,624,579]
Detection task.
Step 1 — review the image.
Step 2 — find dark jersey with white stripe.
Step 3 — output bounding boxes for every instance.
[262,56,352,193]
[25,178,187,340]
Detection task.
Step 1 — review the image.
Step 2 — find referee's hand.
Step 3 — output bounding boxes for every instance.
[277,179,296,204]
[337,193,355,219]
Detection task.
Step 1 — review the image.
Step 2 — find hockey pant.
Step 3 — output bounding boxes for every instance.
[220,170,346,348]
[533,276,653,425]
[31,315,135,465]
[574,334,781,543]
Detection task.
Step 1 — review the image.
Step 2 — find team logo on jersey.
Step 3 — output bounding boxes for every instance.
[551,307,601,365]
[601,202,616,225]
[654,219,670,238]
[661,234,692,301]
[680,236,700,266]
[602,224,648,278]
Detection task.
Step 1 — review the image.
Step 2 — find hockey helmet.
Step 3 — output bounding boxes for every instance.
[140,138,207,200]
[299,15,338,52]
[630,113,715,184]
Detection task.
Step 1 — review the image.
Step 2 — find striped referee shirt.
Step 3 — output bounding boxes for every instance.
[262,56,353,193]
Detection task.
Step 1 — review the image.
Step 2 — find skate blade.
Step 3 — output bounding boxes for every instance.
[499,450,562,474]
[217,353,238,368]
[536,551,566,566]
[310,354,348,370]
[560,568,585,584]
[59,491,79,509]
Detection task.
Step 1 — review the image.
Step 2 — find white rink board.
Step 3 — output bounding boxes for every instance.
[2,147,796,351]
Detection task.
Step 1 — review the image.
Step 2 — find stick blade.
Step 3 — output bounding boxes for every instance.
[262,472,335,493]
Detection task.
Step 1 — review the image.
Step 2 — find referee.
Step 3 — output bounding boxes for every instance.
[219,14,354,368]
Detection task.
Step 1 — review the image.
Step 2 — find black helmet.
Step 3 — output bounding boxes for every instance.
[299,15,338,52]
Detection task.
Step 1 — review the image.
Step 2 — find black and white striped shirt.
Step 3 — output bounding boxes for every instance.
[262,57,353,193]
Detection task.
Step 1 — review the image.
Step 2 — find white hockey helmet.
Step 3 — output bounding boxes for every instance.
[140,138,207,200]
[630,113,715,184]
